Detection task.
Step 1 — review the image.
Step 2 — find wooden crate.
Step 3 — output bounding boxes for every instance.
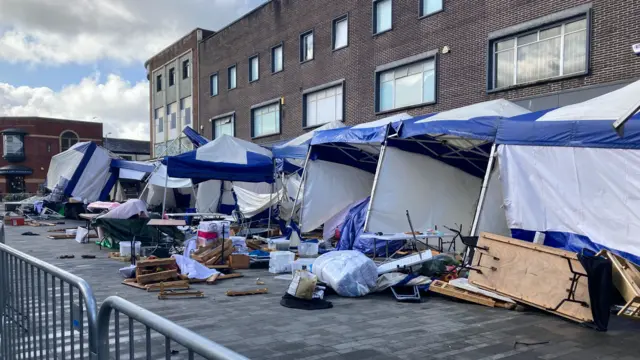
[469,232,593,324]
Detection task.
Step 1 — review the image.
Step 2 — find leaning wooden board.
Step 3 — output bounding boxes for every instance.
[597,250,640,319]
[469,232,593,324]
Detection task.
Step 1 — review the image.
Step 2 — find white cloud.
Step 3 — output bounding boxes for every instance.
[0,0,262,65]
[0,73,150,140]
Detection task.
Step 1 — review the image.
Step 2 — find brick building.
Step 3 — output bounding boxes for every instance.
[189,0,640,144]
[146,28,215,157]
[0,117,103,195]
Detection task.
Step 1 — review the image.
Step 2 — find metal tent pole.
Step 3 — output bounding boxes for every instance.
[138,163,161,200]
[289,148,311,222]
[470,143,497,236]
[161,162,169,217]
[267,160,274,234]
[363,140,388,232]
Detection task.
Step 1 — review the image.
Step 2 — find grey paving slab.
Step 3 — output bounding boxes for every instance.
[3,220,640,359]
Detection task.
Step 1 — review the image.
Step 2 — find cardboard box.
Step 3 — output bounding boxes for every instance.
[229,254,250,269]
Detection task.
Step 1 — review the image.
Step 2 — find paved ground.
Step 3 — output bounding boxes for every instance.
[3,220,640,359]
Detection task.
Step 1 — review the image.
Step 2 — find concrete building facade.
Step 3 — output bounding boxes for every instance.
[0,117,103,195]
[193,0,640,144]
[145,28,215,157]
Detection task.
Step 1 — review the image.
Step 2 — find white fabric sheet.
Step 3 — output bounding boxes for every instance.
[366,147,482,235]
[536,79,640,122]
[119,168,146,181]
[233,186,281,218]
[195,134,272,164]
[280,120,345,147]
[99,199,148,219]
[195,180,222,213]
[148,164,193,188]
[498,145,640,257]
[322,199,363,241]
[474,160,511,236]
[301,160,374,232]
[71,145,112,201]
[417,99,529,123]
[46,143,84,190]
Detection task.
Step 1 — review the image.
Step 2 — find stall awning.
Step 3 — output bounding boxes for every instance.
[0,165,33,176]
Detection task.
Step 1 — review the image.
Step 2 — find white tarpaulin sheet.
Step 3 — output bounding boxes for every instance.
[301,160,374,232]
[195,180,223,213]
[233,185,282,218]
[72,145,112,201]
[98,199,148,219]
[45,144,84,190]
[474,160,510,236]
[149,164,192,189]
[498,144,640,257]
[366,147,482,235]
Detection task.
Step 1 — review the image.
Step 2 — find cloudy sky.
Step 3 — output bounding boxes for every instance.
[0,0,263,140]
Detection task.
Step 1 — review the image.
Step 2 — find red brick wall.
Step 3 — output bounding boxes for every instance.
[198,0,640,143]
[0,117,103,194]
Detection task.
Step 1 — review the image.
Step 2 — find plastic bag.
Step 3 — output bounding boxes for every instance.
[418,254,459,277]
[287,268,317,300]
[312,250,377,297]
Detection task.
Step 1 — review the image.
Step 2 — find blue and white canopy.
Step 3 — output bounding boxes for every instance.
[165,135,275,183]
[394,99,530,177]
[272,120,345,159]
[182,126,210,148]
[309,113,412,172]
[497,79,640,149]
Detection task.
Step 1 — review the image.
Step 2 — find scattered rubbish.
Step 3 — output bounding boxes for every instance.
[430,280,515,309]
[287,266,317,300]
[75,227,90,244]
[58,255,75,259]
[274,274,293,281]
[256,278,265,285]
[269,251,295,274]
[280,293,333,310]
[377,250,434,275]
[158,288,205,300]
[469,233,593,324]
[226,288,268,296]
[147,280,190,292]
[313,250,377,297]
[21,231,39,236]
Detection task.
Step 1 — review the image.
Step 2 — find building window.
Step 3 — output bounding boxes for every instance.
[373,0,392,34]
[304,84,344,128]
[249,55,259,82]
[167,102,177,130]
[228,65,237,89]
[121,155,133,161]
[333,15,348,50]
[377,57,436,112]
[300,30,314,62]
[213,115,235,139]
[60,131,79,152]
[251,102,280,138]
[154,108,164,134]
[420,0,443,17]
[1,129,27,162]
[156,74,162,92]
[182,59,190,79]
[210,73,218,96]
[180,97,192,126]
[491,18,588,90]
[272,44,283,73]
[168,68,175,87]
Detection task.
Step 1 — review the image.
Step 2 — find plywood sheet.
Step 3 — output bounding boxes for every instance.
[469,232,593,324]
[597,250,640,319]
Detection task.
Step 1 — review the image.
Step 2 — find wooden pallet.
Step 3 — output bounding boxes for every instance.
[597,250,640,320]
[430,280,513,308]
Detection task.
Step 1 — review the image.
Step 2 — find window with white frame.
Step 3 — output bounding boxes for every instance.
[492,18,588,89]
[154,108,164,134]
[420,0,443,17]
[252,103,280,138]
[300,31,314,62]
[333,16,348,50]
[377,57,436,112]
[210,73,218,96]
[249,55,259,82]
[373,0,392,34]
[272,44,283,73]
[213,115,234,139]
[167,102,177,129]
[180,96,192,126]
[228,65,237,89]
[304,84,344,127]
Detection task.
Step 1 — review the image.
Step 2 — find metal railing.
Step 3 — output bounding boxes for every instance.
[97,296,248,360]
[0,231,248,360]
[0,241,99,359]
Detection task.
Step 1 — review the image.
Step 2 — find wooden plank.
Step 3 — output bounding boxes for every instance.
[47,233,98,240]
[146,281,190,292]
[136,258,177,268]
[207,272,243,284]
[137,269,178,285]
[205,273,220,284]
[122,278,148,290]
[158,290,205,300]
[429,280,497,307]
[192,239,232,263]
[597,250,640,319]
[205,246,235,266]
[226,288,268,296]
[207,264,230,270]
[469,232,593,324]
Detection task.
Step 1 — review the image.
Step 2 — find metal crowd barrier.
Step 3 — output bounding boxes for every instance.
[97,296,248,360]
[0,241,99,359]
[0,236,248,360]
